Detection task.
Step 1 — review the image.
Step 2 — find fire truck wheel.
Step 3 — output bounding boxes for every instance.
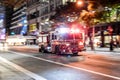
[51,51,54,54]
[41,50,45,53]
[56,51,61,55]
[73,52,78,55]
[39,48,45,53]
[39,48,41,52]
[55,45,60,54]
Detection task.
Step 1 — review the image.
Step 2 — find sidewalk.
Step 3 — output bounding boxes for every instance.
[86,47,120,54]
[82,47,120,61]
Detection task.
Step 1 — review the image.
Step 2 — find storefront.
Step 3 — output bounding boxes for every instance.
[89,22,120,47]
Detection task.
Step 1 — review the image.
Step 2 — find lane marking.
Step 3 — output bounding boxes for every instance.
[0,56,46,80]
[11,51,120,80]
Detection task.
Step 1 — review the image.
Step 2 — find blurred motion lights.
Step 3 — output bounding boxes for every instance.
[59,28,69,34]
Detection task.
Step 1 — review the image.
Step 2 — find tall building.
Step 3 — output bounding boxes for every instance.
[0,5,6,42]
[5,6,13,36]
[6,2,28,45]
[10,3,27,36]
[26,0,73,35]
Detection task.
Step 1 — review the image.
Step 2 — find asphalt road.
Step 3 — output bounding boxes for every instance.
[0,46,120,80]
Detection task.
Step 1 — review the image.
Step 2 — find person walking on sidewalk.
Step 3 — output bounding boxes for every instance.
[110,39,114,51]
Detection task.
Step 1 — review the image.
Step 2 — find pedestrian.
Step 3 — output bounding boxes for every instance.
[90,40,94,50]
[110,39,114,51]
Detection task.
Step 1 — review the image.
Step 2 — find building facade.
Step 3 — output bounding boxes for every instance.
[10,3,27,36]
[6,2,28,45]
[26,0,76,36]
[0,5,5,42]
[26,0,60,35]
[88,22,120,47]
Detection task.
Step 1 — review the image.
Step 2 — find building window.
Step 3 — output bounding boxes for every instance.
[28,11,39,20]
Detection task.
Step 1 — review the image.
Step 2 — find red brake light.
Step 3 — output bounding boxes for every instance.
[79,41,83,45]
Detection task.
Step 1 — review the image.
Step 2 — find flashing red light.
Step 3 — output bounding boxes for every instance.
[59,28,69,34]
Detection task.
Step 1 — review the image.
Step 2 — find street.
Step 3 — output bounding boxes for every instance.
[0,46,120,80]
[1,0,120,80]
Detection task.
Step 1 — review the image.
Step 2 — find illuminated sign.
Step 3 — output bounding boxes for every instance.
[0,13,5,39]
[29,24,37,32]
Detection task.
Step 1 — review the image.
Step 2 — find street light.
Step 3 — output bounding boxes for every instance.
[77,0,83,5]
[76,0,84,7]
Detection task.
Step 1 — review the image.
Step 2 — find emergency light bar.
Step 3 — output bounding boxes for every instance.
[59,27,69,34]
[71,28,80,33]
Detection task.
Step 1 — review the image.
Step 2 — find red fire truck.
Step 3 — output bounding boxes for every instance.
[38,22,85,55]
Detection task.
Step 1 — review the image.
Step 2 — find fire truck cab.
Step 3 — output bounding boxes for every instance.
[38,22,85,55]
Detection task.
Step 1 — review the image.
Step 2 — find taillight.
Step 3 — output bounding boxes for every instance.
[79,42,83,45]
[66,43,70,46]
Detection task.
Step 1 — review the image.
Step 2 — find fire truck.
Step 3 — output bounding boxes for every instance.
[38,22,85,55]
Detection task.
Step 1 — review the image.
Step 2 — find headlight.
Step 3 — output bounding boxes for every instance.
[47,46,51,50]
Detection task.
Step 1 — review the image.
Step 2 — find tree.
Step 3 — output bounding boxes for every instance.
[50,1,86,23]
[86,0,120,23]
[78,1,104,50]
